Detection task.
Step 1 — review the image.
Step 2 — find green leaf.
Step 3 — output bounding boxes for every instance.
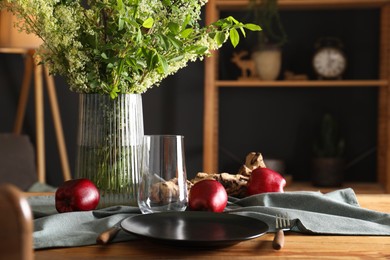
[169,54,184,62]
[117,0,124,10]
[110,86,119,99]
[168,22,180,35]
[157,54,168,74]
[136,29,142,43]
[226,16,239,25]
[118,16,124,31]
[162,0,171,6]
[142,17,154,29]
[182,14,191,29]
[229,28,240,48]
[180,28,193,39]
[214,31,226,46]
[167,35,182,49]
[146,50,158,70]
[187,45,208,55]
[101,53,109,59]
[239,26,246,38]
[110,92,117,99]
[159,35,170,50]
[245,23,262,31]
[124,17,140,29]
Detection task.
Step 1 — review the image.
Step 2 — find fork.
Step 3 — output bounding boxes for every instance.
[272,213,293,250]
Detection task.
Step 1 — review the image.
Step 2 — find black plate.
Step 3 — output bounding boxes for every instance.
[121,211,268,247]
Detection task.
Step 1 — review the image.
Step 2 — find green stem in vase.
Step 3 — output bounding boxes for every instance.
[76,94,143,207]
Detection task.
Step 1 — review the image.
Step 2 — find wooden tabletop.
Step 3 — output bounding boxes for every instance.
[34,194,390,259]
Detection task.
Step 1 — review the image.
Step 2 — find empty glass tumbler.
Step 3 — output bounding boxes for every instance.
[138,135,188,214]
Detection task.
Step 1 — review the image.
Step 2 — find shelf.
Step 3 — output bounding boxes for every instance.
[0,47,33,55]
[217,79,388,88]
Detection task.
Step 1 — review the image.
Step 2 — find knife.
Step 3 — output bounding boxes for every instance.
[96,222,122,245]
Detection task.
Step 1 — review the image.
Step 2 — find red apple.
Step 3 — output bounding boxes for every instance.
[188,179,228,212]
[246,167,286,196]
[55,178,100,213]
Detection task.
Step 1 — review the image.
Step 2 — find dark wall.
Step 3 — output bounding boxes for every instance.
[0,8,380,186]
[142,62,205,181]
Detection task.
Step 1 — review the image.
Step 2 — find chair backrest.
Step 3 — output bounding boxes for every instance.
[0,134,37,191]
[0,184,34,260]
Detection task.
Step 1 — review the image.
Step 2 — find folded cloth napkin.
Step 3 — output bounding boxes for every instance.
[28,188,390,249]
[227,189,390,235]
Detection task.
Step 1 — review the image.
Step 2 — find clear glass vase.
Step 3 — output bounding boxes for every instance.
[75,93,144,208]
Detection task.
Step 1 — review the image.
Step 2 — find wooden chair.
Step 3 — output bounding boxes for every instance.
[0,184,34,260]
[0,134,37,191]
[1,9,71,184]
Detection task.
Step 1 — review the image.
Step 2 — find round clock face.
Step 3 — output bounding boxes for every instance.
[313,47,346,79]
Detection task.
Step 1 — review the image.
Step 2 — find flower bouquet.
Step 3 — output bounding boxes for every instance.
[2,0,260,97]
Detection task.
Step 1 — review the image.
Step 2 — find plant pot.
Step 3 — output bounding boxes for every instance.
[75,93,144,208]
[311,158,344,187]
[252,46,282,81]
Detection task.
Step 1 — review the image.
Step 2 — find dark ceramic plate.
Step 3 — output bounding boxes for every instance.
[121,211,268,247]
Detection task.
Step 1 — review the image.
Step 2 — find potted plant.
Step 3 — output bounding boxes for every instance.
[1,0,260,207]
[312,113,346,187]
[249,0,287,80]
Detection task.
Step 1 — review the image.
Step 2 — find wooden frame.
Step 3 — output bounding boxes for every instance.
[0,48,71,183]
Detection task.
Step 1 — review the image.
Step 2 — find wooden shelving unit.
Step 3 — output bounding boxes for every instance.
[214,0,389,9]
[217,80,389,87]
[203,0,390,193]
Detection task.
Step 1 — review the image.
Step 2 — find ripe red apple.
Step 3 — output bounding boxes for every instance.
[188,179,228,212]
[55,178,100,213]
[246,167,286,196]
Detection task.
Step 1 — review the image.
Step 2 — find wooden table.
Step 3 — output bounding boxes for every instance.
[34,194,390,259]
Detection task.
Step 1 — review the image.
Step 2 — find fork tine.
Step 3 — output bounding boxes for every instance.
[277,214,285,228]
[282,214,287,227]
[275,215,278,228]
[284,214,290,228]
[275,214,282,229]
[275,213,293,229]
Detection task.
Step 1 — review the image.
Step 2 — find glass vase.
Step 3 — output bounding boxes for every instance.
[75,93,144,208]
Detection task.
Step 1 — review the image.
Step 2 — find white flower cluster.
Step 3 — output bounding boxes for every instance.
[2,0,257,97]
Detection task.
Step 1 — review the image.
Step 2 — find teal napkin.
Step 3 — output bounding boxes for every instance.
[227,189,390,235]
[29,188,390,249]
[27,182,57,193]
[29,196,140,249]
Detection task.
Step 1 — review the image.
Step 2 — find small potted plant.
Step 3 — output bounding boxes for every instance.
[312,113,346,187]
[249,0,287,80]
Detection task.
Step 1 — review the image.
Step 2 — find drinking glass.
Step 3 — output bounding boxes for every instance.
[138,135,188,214]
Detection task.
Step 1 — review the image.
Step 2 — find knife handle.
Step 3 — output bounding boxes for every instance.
[96,226,121,245]
[272,229,285,250]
